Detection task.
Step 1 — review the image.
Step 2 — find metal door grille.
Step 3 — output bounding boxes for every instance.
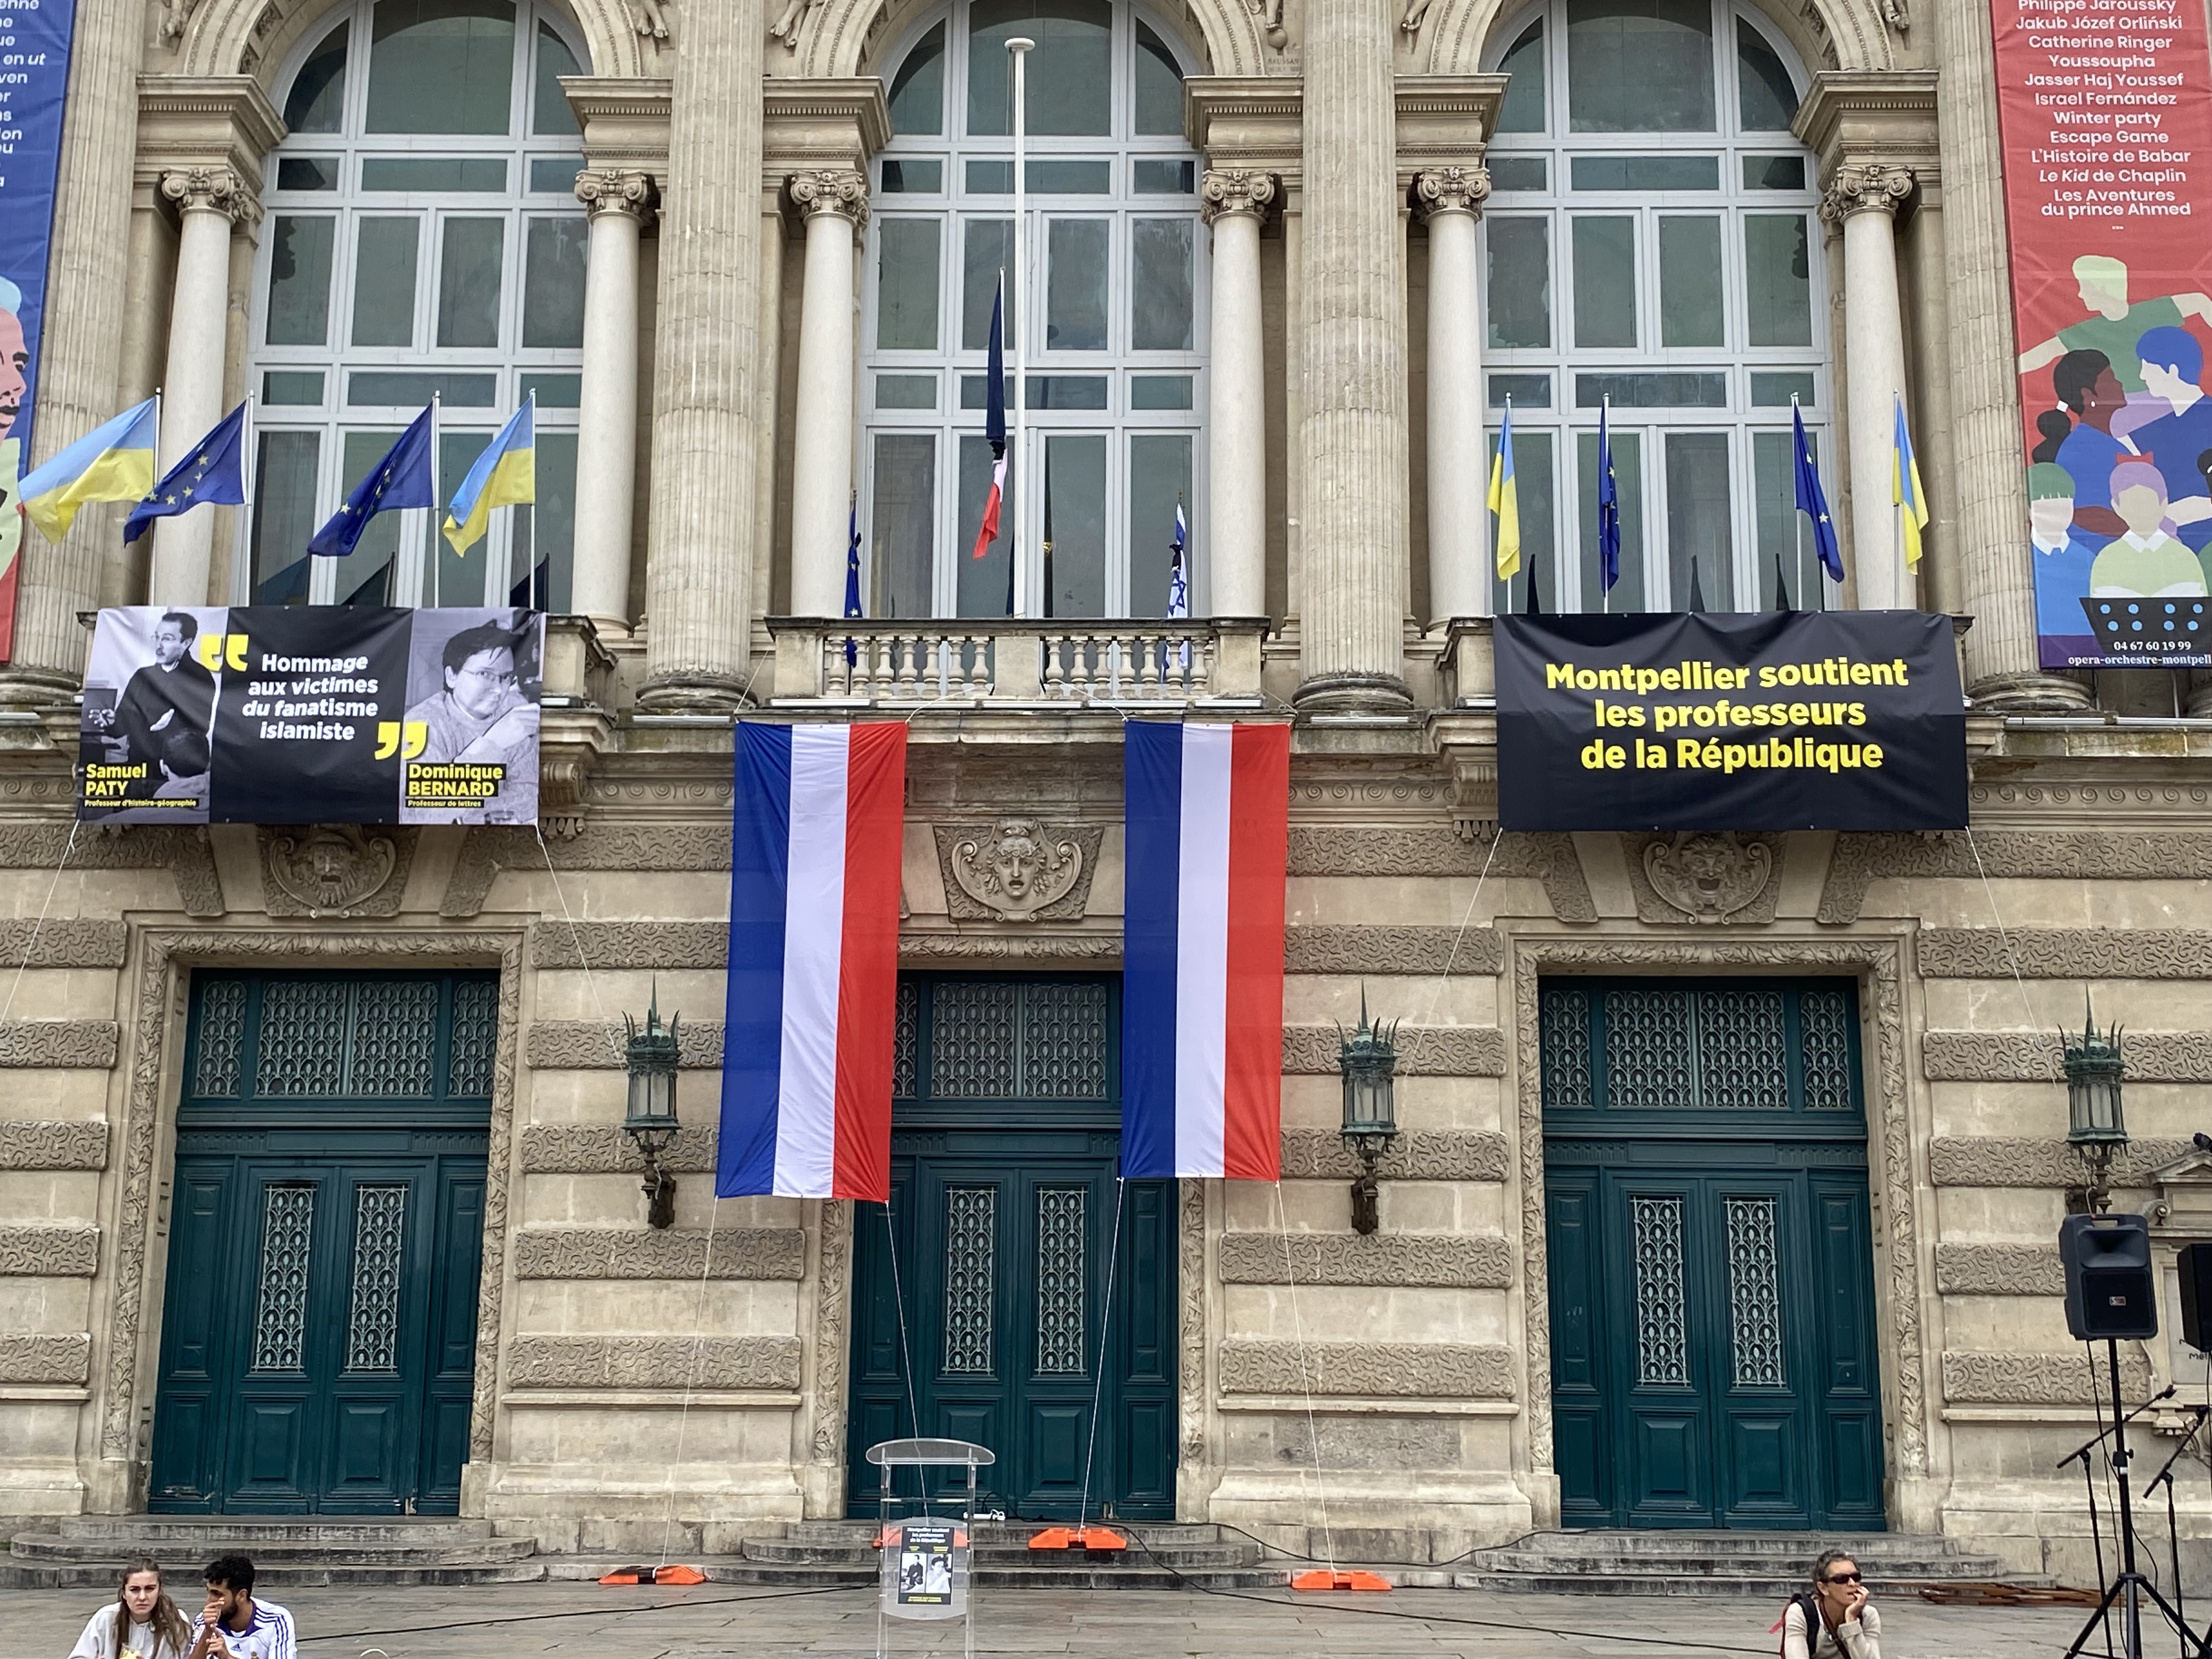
[943,1185,996,1374]
[250,1183,318,1372]
[345,1184,409,1372]
[1035,1187,1087,1373]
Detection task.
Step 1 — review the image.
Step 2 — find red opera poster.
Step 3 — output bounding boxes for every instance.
[1991,0,2212,667]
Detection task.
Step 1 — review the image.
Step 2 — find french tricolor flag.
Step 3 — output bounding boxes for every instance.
[719,723,907,1201]
[1121,721,1290,1179]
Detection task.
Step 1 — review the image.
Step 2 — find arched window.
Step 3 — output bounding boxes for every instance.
[1481,0,1832,612]
[863,1,1204,620]
[249,0,589,608]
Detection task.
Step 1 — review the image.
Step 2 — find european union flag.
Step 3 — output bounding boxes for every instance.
[123,402,250,544]
[1793,398,1844,584]
[308,403,436,560]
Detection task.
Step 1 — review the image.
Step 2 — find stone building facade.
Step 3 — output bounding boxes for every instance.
[0,0,2206,1581]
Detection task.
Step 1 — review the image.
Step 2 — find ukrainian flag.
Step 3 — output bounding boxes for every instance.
[443,394,535,555]
[1892,394,1928,573]
[20,398,159,543]
[1489,401,1521,582]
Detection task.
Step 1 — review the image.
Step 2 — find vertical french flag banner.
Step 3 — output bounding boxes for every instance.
[1121,721,1290,1180]
[719,723,908,1202]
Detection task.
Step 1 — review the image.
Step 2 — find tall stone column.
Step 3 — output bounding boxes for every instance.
[1931,0,2087,706]
[569,168,654,638]
[1,0,138,700]
[1824,164,1913,613]
[1418,165,1489,624]
[149,168,252,607]
[1295,0,1410,709]
[639,0,763,711]
[1201,168,1273,618]
[786,168,867,618]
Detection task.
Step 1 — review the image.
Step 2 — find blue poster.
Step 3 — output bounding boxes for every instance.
[0,0,80,660]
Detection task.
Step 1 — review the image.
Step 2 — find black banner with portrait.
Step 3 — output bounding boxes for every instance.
[79,606,544,825]
[1495,611,1968,832]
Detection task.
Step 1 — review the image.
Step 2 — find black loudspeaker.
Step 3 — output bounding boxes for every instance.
[2061,1212,2159,1342]
[2179,1242,2212,1352]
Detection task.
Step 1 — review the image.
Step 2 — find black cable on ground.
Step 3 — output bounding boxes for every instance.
[1163,1517,1489,1571]
[1116,1524,1778,1656]
[300,1580,871,1645]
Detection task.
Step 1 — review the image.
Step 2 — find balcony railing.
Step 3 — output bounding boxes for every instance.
[767,617,1267,707]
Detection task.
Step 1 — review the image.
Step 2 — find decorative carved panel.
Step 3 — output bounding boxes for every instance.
[0,823,223,917]
[505,1335,803,1390]
[1933,1243,2065,1296]
[0,1021,121,1068]
[1284,925,1504,976]
[1925,1030,2212,1082]
[1280,1024,1504,1076]
[531,919,731,969]
[934,820,1102,923]
[0,919,128,968]
[0,1120,109,1170]
[1943,1348,2152,1405]
[1218,1340,1517,1398]
[0,1225,99,1276]
[1931,1136,2192,1188]
[259,825,411,916]
[1277,1127,1511,1181]
[1820,832,2212,926]
[1921,928,2212,980]
[0,1331,91,1384]
[513,1227,806,1280]
[1287,826,1596,922]
[1215,1232,1511,1288]
[1628,832,1781,924]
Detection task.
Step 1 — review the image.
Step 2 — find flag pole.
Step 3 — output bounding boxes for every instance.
[1600,393,1610,616]
[236,392,256,607]
[1792,396,1804,606]
[1008,35,1033,622]
[431,392,442,609]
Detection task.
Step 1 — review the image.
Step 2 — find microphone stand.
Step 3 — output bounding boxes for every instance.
[2142,1404,2211,1657]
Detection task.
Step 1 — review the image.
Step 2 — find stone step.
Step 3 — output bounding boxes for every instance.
[10,1537,538,1569]
[1468,1549,2012,1580]
[740,1536,1257,1568]
[0,1554,548,1591]
[776,1520,1232,1547]
[1489,1530,1983,1559]
[48,1516,498,1545]
[702,1558,1288,1591]
[1,1517,541,1591]
[1454,1568,2047,1598]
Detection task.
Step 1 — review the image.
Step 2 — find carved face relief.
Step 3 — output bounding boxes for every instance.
[949,817,1085,921]
[1643,831,1773,923]
[266,825,400,915]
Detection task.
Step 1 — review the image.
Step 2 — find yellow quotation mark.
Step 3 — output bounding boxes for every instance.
[373,722,428,760]
[193,633,249,671]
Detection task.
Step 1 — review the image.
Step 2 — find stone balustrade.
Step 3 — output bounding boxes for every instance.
[768,617,1268,707]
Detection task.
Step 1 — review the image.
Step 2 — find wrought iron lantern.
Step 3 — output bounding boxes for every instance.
[1338,997,1400,1234]
[623,990,682,1229]
[2063,1000,2126,1213]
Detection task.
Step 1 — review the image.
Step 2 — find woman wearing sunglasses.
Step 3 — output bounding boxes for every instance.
[1781,1550,1880,1658]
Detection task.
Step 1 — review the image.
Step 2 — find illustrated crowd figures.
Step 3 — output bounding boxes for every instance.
[2022,255,2212,663]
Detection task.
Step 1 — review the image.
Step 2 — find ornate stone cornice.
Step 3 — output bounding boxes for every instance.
[0,1022,120,1069]
[0,1332,90,1384]
[1944,1348,2152,1406]
[1922,928,2212,980]
[1819,831,2212,925]
[0,919,128,968]
[1930,1136,2192,1188]
[788,166,868,230]
[513,1227,804,1280]
[0,1120,108,1171]
[0,1226,99,1277]
[1414,165,1489,219]
[574,167,658,226]
[506,1335,802,1390]
[1286,826,1595,922]
[1220,1340,1516,1398]
[1199,167,1278,225]
[1933,1243,2064,1296]
[159,164,259,225]
[1819,161,1915,223]
[1925,1030,2212,1081]
[1217,1232,1511,1288]
[899,933,1120,962]
[1278,1127,1510,1181]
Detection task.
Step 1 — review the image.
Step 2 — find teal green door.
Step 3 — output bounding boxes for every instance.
[150,972,496,1515]
[1541,979,1885,1531]
[846,975,1177,1520]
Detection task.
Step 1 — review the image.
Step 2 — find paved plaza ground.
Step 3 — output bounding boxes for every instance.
[1,1578,2095,1658]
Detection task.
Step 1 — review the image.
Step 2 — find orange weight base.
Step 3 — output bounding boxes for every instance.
[597,1564,708,1585]
[1028,1526,1127,1551]
[1290,1569,1391,1592]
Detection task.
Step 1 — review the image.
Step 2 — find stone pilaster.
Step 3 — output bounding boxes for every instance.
[1296,0,1411,710]
[2,0,142,699]
[1930,0,2088,706]
[568,168,656,637]
[786,168,867,619]
[1201,168,1276,620]
[1820,163,1914,613]
[1417,164,1489,624]
[639,0,764,711]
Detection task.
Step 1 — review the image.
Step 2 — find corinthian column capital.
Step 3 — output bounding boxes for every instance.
[1200,167,1277,225]
[1820,162,1915,224]
[575,167,659,227]
[789,167,870,232]
[1416,165,1491,221]
[159,166,258,227]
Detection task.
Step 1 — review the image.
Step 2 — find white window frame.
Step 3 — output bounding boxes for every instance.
[245,0,589,608]
[861,0,1209,620]
[1480,0,1836,615]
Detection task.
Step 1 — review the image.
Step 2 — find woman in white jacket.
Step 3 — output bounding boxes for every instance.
[67,1559,193,1659]
[1783,1550,1881,1658]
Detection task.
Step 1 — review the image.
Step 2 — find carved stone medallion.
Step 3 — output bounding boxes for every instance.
[1641,831,1773,923]
[262,825,405,916]
[935,819,1099,923]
